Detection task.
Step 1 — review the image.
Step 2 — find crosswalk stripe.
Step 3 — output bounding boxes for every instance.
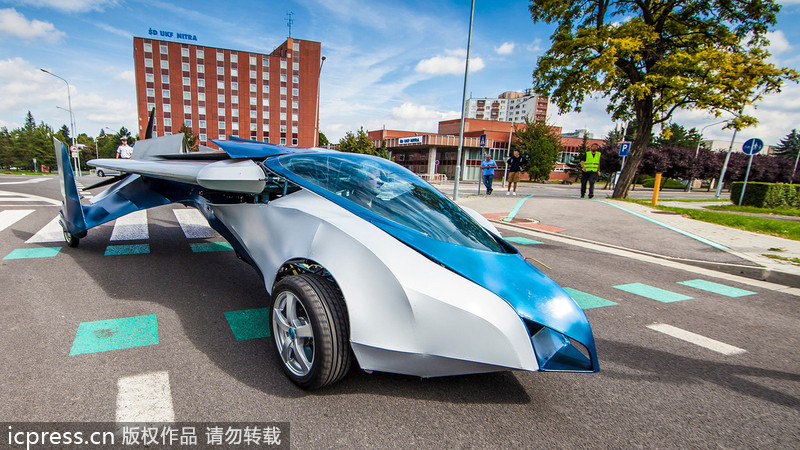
[647,323,746,355]
[0,209,34,232]
[26,216,64,243]
[613,282,693,303]
[173,209,217,239]
[116,371,175,423]
[563,287,618,309]
[110,210,149,241]
[678,279,756,297]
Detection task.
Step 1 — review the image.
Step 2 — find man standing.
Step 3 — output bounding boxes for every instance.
[506,149,527,196]
[116,137,133,159]
[580,145,601,198]
[480,154,497,195]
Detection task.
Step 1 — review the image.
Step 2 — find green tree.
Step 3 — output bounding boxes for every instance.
[529,0,798,198]
[338,127,390,159]
[24,111,35,131]
[178,124,199,151]
[0,127,12,169]
[774,129,800,157]
[653,124,702,149]
[318,131,329,146]
[55,124,71,145]
[512,118,561,182]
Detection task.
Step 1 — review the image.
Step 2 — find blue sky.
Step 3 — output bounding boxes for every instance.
[1,0,800,146]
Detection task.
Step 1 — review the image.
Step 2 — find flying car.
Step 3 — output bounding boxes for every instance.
[52,124,598,389]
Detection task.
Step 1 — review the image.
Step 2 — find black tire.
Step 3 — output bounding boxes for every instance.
[63,228,79,248]
[97,170,104,177]
[270,273,351,389]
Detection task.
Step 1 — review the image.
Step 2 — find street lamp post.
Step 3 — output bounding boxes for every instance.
[453,0,476,201]
[715,107,745,198]
[41,68,80,176]
[686,119,728,192]
[314,56,326,147]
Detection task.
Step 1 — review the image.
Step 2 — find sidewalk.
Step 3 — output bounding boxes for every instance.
[435,181,800,287]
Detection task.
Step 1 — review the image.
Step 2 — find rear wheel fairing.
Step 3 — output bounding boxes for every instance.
[210,190,539,376]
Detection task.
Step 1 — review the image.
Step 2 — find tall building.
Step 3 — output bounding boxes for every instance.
[465,89,550,123]
[133,36,321,148]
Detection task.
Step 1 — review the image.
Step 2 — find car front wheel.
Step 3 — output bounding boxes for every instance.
[271,273,351,389]
[97,170,104,177]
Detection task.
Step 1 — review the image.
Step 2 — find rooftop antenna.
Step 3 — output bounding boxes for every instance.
[285,11,294,38]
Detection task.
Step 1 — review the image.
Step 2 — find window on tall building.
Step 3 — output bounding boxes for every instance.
[280,138,286,145]
[160,45,168,53]
[280,60,287,69]
[197,64,204,73]
[217,51,224,61]
[182,63,190,71]
[184,105,192,113]
[198,79,205,88]
[181,48,189,57]
[280,113,287,120]
[292,63,299,71]
[217,94,225,103]
[161,75,169,84]
[184,119,192,127]
[231,54,238,63]
[250,83,257,92]
[231,95,239,104]
[292,138,298,146]
[183,77,190,86]
[196,49,204,58]
[231,109,238,117]
[198,92,205,101]
[262,99,269,107]
[218,108,225,116]
[250,123,257,131]
[250,70,256,79]
[198,106,206,115]
[145,73,154,82]
[231,122,239,130]
[183,92,191,100]
[217,67,224,76]
[262,57,269,67]
[293,42,299,51]
[292,88,299,96]
[292,101,299,109]
[146,88,155,97]
[231,82,238,90]
[164,118,171,126]
[147,102,155,111]
[292,125,298,133]
[199,133,206,142]
[262,72,269,80]
[292,75,299,84]
[292,114,298,122]
[249,56,256,66]
[231,68,238,77]
[250,110,257,118]
[280,100,287,108]
[144,58,153,68]
[162,89,170,98]
[163,103,171,112]
[160,60,169,69]
[280,87,287,95]
[144,43,152,52]
[199,120,206,129]
[250,97,257,106]
[280,74,287,82]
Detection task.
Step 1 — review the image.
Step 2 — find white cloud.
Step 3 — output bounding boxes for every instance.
[10,0,116,13]
[0,8,63,43]
[526,39,544,53]
[495,42,515,55]
[766,30,791,54]
[114,70,134,84]
[415,49,485,75]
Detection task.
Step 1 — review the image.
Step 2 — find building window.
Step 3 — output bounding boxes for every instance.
[292,63,299,71]
[161,75,169,84]
[163,103,171,112]
[199,133,206,142]
[292,88,299,96]
[160,60,169,69]
[280,87,287,95]
[198,79,205,88]
[197,64,204,73]
[217,67,224,76]
[147,102,155,111]
[145,73,154,83]
[231,122,239,130]
[292,75,299,84]
[280,74,287,82]
[249,70,256,79]
[249,56,257,65]
[184,119,192,127]
[292,101,299,109]
[280,138,286,145]
[164,118,171,126]
[230,68,238,77]
[292,114,298,121]
[198,106,206,115]
[280,60,287,69]
[262,72,269,80]
[218,107,225,116]
[146,88,155,97]
[249,97,257,106]
[231,95,238,104]
[231,82,238,90]
[250,123,257,131]
[144,43,152,52]
[199,120,206,128]
[217,51,224,61]
[292,138,298,146]
[144,58,153,68]
[184,105,192,113]
[262,99,269,107]
[162,89,170,98]
[280,100,287,108]
[160,45,168,53]
[231,109,239,117]
[231,54,238,63]
[293,42,299,51]
[196,49,204,58]
[280,113,287,120]
[198,92,205,101]
[250,110,257,118]
[218,121,225,129]
[292,125,298,133]
[183,77,191,86]
[182,63,190,71]
[217,94,225,102]
[250,83,257,92]
[262,57,269,67]
[264,86,269,93]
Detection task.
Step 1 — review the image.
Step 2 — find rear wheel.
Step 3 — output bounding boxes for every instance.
[97,170,105,177]
[62,228,79,248]
[271,273,351,389]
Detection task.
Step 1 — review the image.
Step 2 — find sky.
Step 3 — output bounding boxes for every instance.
[1,0,800,146]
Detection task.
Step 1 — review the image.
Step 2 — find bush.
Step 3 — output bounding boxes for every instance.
[730,182,800,208]
[641,176,686,189]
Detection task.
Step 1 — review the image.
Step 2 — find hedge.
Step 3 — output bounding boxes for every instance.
[640,175,686,189]
[731,182,800,208]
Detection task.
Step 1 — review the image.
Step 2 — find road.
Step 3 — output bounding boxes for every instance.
[1,174,798,448]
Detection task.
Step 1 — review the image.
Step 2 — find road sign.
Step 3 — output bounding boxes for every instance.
[435,160,439,165]
[742,138,764,155]
[479,134,486,147]
[70,145,78,158]
[619,141,632,157]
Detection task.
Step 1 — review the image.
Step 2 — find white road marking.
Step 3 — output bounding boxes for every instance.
[110,210,149,241]
[173,208,217,238]
[0,190,61,205]
[116,371,175,423]
[647,323,746,355]
[25,216,64,243]
[0,209,34,232]
[0,178,53,185]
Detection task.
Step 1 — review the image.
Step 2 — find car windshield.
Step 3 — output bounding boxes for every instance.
[278,153,504,252]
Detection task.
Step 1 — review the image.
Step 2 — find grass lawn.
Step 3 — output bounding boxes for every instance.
[705,204,800,217]
[620,198,800,241]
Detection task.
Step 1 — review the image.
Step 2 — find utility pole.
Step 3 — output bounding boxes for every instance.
[453,0,475,201]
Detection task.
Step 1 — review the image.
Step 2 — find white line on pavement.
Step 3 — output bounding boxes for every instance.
[173,209,217,239]
[647,323,746,355]
[116,371,175,423]
[0,209,34,232]
[25,216,64,243]
[110,210,149,241]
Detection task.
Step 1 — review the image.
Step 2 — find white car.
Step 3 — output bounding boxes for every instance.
[53,133,599,389]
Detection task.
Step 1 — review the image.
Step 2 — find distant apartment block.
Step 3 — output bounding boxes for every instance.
[133,36,321,148]
[465,89,550,123]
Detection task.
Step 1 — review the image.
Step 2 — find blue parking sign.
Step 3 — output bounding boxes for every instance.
[619,142,631,157]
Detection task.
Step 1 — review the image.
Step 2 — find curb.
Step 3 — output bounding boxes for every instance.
[491,219,800,289]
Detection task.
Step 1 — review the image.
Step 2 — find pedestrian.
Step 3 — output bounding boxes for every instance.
[580,144,601,198]
[506,149,528,196]
[116,137,133,159]
[480,153,497,195]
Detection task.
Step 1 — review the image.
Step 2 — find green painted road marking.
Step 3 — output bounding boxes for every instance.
[224,308,270,341]
[69,314,159,355]
[104,244,150,256]
[502,194,535,222]
[678,279,756,297]
[596,201,728,250]
[190,241,233,253]
[3,247,62,259]
[563,287,618,309]
[613,282,693,303]
[505,236,543,245]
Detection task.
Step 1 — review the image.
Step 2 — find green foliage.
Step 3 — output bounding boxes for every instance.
[512,118,561,182]
[774,129,800,157]
[178,124,199,151]
[640,175,686,189]
[528,0,798,198]
[731,182,800,208]
[338,127,390,159]
[318,131,329,146]
[654,124,702,149]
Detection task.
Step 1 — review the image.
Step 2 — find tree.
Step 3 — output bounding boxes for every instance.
[529,0,798,198]
[55,125,71,145]
[178,124,199,151]
[653,124,701,149]
[318,131,329,146]
[774,129,800,157]
[512,118,561,182]
[338,127,390,159]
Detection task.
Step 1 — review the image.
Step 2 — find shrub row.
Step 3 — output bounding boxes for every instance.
[640,175,686,189]
[731,182,800,208]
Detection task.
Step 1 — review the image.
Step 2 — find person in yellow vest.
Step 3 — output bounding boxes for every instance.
[580,145,601,198]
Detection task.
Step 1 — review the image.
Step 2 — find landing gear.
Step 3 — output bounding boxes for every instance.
[62,228,79,248]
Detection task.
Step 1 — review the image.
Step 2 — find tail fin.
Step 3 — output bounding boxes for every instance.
[53,138,87,238]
